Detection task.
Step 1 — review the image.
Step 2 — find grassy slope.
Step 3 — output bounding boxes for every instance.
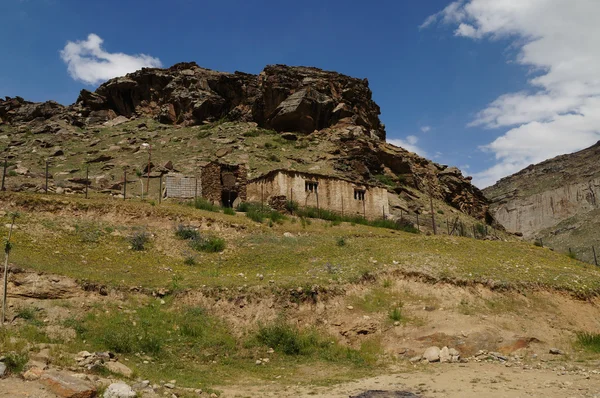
[2,192,599,298]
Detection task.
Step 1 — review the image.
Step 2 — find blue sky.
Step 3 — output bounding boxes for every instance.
[3,0,599,188]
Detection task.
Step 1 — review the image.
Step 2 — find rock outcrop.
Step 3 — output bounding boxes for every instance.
[484,141,600,258]
[73,63,385,139]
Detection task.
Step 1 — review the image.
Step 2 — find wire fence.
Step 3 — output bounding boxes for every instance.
[1,157,507,241]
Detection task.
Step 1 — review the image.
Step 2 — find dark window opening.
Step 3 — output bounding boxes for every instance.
[221,190,238,208]
[305,181,318,193]
[354,189,366,201]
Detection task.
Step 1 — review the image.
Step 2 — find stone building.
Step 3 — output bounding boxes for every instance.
[247,169,389,219]
[165,162,247,207]
[200,162,247,207]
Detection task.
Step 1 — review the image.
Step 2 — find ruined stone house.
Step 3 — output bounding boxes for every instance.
[165,162,247,207]
[247,169,389,219]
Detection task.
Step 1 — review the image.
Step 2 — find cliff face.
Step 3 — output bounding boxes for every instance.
[75,63,385,139]
[484,142,600,258]
[0,63,492,223]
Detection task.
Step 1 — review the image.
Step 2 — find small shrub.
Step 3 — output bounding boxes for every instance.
[190,236,226,253]
[267,154,281,162]
[475,223,486,237]
[193,198,220,212]
[437,209,444,215]
[62,317,87,336]
[129,231,149,251]
[374,174,395,187]
[183,256,197,266]
[235,202,251,212]
[533,240,543,247]
[175,224,200,240]
[16,307,38,322]
[389,307,403,322]
[74,221,103,243]
[197,130,212,139]
[223,207,236,216]
[285,200,299,213]
[264,142,276,149]
[576,331,600,352]
[382,279,392,288]
[8,170,17,177]
[567,250,577,260]
[3,352,28,374]
[336,237,346,247]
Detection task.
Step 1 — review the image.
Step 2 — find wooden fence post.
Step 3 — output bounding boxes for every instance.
[1,159,6,192]
[447,218,450,235]
[429,194,436,235]
[85,165,89,199]
[2,213,16,325]
[593,246,598,266]
[45,160,49,194]
[158,174,163,204]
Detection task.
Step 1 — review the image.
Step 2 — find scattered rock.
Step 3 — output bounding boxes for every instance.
[423,346,440,363]
[40,370,97,398]
[103,382,136,398]
[104,361,133,378]
[22,367,44,381]
[0,362,6,378]
[439,346,451,363]
[549,348,564,355]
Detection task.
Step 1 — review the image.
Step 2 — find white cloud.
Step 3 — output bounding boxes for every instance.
[387,135,428,157]
[60,33,162,85]
[423,0,600,188]
[420,125,431,133]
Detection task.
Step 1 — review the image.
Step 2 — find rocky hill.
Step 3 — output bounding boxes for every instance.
[0,62,493,223]
[484,141,600,260]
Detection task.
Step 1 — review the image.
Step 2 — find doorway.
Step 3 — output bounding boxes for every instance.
[222,190,238,208]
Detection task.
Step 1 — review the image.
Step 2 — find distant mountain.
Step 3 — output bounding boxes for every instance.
[484,141,600,262]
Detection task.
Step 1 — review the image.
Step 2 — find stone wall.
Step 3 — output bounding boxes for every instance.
[200,162,248,206]
[247,170,389,219]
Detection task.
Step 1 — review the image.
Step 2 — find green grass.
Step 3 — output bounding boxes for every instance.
[253,322,380,365]
[223,207,236,216]
[189,235,226,253]
[374,174,395,187]
[3,193,600,298]
[57,302,378,388]
[576,332,600,353]
[175,224,200,240]
[193,198,221,212]
[388,307,403,322]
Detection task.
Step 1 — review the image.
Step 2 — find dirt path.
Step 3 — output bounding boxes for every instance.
[218,362,600,398]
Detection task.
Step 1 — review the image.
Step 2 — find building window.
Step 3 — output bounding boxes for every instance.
[354,189,365,201]
[305,181,318,193]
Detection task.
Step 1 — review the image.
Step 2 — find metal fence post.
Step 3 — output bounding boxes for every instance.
[593,246,598,266]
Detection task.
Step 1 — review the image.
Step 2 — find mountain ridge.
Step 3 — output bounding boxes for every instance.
[1,62,494,223]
